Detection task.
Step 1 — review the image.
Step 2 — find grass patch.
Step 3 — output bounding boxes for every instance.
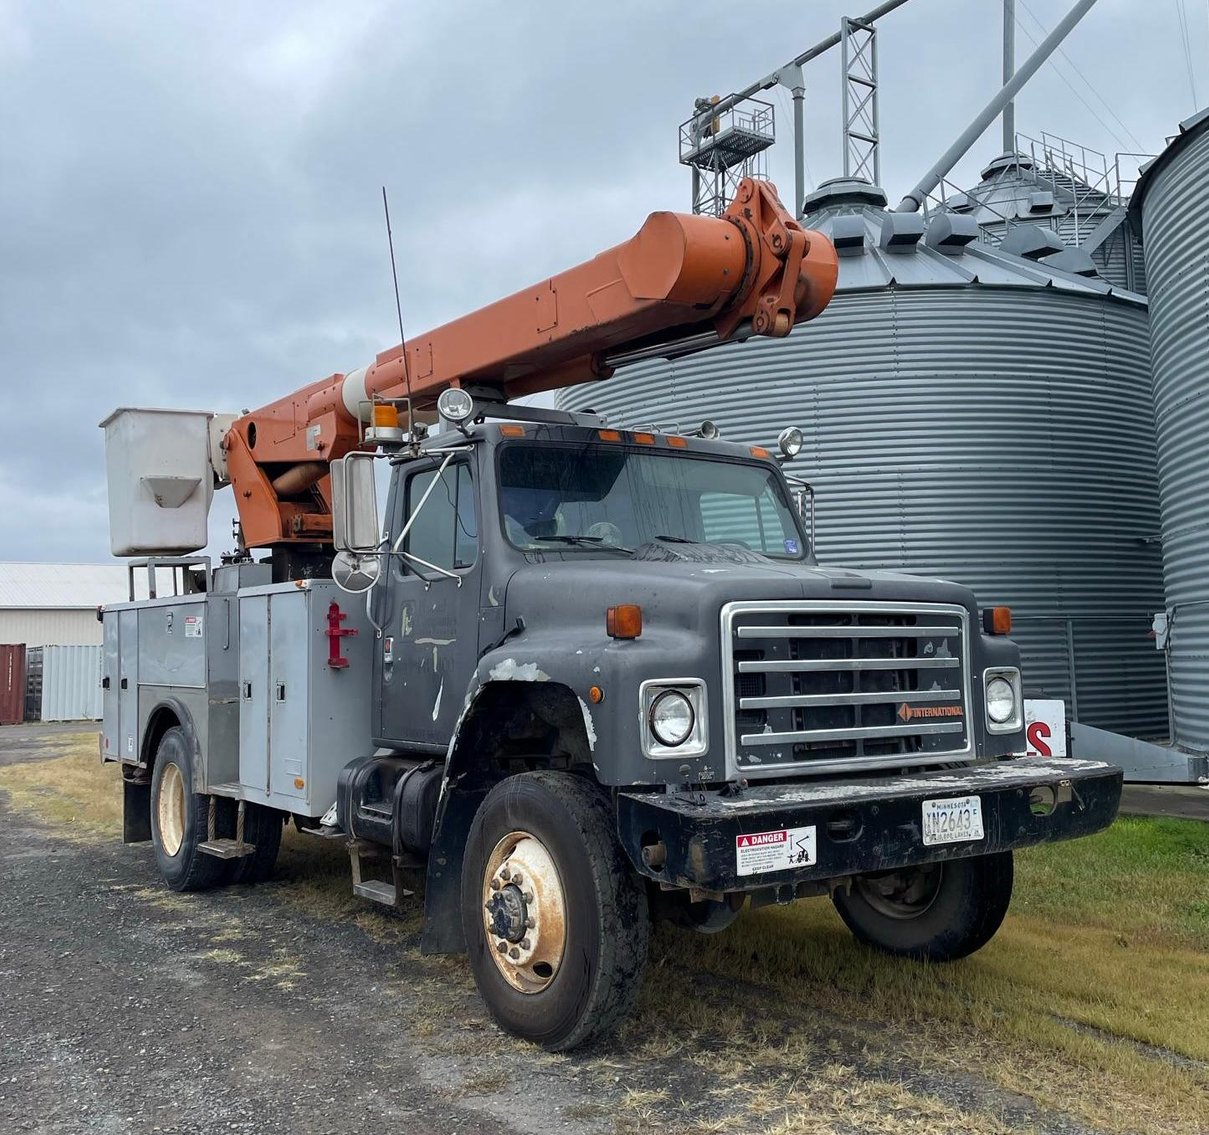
[0,732,122,838]
[4,734,1207,1133]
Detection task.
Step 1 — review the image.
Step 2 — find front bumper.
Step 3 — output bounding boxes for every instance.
[617,757,1121,893]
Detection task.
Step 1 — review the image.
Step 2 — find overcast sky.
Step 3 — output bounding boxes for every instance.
[1,0,1204,564]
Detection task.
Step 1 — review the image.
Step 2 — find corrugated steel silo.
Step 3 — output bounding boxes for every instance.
[559,179,1166,737]
[946,151,1146,293]
[1129,108,1209,752]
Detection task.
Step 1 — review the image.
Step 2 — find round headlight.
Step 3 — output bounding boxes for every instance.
[986,676,1016,724]
[437,387,474,423]
[777,426,804,459]
[649,690,695,747]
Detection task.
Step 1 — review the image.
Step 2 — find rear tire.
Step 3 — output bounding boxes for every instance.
[461,771,650,1051]
[149,727,226,892]
[226,802,284,885]
[831,852,1013,961]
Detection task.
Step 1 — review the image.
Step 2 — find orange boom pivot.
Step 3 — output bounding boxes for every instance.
[226,178,838,550]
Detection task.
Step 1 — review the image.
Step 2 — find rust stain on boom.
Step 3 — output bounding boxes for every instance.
[226,178,838,550]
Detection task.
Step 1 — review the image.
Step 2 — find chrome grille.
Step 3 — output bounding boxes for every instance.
[721,601,971,776]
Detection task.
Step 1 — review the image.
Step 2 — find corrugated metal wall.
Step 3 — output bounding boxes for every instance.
[1135,111,1209,751]
[560,285,1167,737]
[0,609,104,647]
[40,644,102,721]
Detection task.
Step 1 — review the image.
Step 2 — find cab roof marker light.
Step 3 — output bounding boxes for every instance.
[499,424,525,437]
[606,604,642,639]
[750,446,771,459]
[632,432,656,446]
[598,429,622,442]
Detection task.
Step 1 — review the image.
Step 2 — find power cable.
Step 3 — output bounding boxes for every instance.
[1174,0,1200,109]
[1012,7,1139,153]
[1017,0,1146,151]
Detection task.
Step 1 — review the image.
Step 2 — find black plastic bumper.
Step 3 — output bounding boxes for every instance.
[617,757,1122,893]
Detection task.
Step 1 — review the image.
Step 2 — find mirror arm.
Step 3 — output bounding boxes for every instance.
[399,550,462,585]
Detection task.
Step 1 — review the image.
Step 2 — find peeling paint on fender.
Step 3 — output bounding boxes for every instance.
[488,659,550,682]
[577,697,598,751]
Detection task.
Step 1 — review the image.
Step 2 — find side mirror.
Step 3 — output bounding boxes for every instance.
[331,454,380,554]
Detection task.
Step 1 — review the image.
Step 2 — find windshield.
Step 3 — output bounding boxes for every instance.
[497,443,805,559]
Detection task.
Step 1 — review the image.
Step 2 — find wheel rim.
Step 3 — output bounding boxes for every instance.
[156,762,186,857]
[481,829,567,994]
[854,862,944,920]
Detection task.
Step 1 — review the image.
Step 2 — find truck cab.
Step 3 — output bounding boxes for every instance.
[317,398,1121,1048]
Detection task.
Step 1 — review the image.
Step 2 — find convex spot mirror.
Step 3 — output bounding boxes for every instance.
[332,453,380,554]
[332,549,381,594]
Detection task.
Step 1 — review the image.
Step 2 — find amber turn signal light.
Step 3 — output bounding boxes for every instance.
[606,604,643,639]
[983,606,1012,635]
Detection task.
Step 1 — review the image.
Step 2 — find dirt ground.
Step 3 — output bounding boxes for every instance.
[2,726,1207,1135]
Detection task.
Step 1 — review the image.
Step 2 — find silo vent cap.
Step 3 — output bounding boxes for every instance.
[879,212,925,253]
[1040,247,1100,278]
[924,214,978,255]
[1001,224,1066,261]
[830,215,868,256]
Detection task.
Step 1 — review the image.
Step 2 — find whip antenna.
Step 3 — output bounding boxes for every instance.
[382,186,413,398]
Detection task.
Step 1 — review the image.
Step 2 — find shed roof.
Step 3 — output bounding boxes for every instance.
[0,562,133,609]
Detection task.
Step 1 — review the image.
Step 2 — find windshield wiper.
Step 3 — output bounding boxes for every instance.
[531,535,634,555]
[655,534,698,543]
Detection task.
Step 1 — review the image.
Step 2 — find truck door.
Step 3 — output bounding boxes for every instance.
[376,456,481,748]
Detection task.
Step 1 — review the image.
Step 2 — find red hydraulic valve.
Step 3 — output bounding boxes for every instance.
[326,600,358,669]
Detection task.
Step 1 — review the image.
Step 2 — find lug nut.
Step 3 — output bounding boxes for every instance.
[496,941,507,954]
[511,872,523,885]
[525,916,535,929]
[523,891,533,903]
[490,878,501,891]
[500,867,511,881]
[520,938,531,950]
[509,947,520,960]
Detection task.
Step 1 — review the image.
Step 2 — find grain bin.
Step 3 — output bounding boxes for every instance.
[1129,108,1209,753]
[945,147,1146,293]
[559,178,1166,737]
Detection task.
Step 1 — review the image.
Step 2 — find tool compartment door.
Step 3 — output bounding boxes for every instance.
[101,614,120,760]
[238,595,270,796]
[118,609,139,762]
[268,589,308,803]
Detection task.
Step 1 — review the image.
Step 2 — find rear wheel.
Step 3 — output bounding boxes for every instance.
[831,852,1013,961]
[150,727,226,892]
[225,802,284,885]
[462,771,650,1051]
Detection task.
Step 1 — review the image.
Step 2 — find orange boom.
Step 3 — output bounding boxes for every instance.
[224,179,838,551]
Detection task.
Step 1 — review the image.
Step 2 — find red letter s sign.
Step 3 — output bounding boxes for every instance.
[1027,721,1052,757]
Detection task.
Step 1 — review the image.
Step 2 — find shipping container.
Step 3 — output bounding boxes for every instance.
[0,643,26,725]
[40,644,103,722]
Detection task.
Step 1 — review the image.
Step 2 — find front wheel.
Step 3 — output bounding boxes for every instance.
[461,771,650,1051]
[831,852,1013,962]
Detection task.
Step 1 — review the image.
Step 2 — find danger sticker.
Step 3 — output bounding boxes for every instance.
[184,615,204,638]
[735,825,817,877]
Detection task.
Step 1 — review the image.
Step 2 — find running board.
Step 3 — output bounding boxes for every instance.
[198,839,255,860]
[348,839,415,909]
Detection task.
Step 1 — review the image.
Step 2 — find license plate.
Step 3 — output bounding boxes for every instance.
[921,795,984,846]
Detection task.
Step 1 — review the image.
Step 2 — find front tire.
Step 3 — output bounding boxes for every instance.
[461,771,650,1051]
[149,727,226,892]
[831,852,1013,961]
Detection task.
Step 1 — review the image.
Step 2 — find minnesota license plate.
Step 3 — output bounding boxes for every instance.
[921,795,984,846]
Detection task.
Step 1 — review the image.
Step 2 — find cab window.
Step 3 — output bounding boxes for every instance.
[404,463,477,572]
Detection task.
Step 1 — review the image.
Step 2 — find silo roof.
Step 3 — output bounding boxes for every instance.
[1128,107,1209,236]
[801,179,1146,308]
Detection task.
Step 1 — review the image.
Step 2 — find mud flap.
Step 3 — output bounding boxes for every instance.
[122,778,152,843]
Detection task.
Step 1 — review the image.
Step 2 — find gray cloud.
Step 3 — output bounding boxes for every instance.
[0,0,1202,561]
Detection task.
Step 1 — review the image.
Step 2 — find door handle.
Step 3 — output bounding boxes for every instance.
[102,676,110,690]
[241,682,252,700]
[120,677,128,690]
[276,683,286,702]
